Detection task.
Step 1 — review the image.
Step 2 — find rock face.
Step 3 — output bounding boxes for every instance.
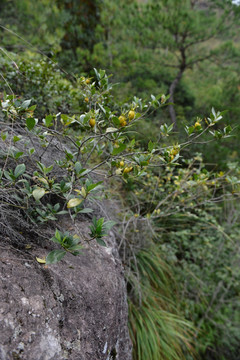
[0,117,132,359]
[0,223,132,360]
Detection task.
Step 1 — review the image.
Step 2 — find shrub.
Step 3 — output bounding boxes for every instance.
[0,53,237,359]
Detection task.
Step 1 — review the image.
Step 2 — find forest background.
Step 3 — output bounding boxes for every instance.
[0,0,240,359]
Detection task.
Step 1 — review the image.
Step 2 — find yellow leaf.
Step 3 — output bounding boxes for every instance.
[32,187,45,201]
[38,177,48,185]
[81,187,87,198]
[36,257,46,264]
[67,198,83,208]
[74,189,81,194]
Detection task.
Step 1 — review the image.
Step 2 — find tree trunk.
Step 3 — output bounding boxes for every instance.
[168,69,184,130]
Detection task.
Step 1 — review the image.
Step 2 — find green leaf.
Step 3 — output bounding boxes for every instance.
[103,220,116,232]
[148,140,154,152]
[28,105,37,111]
[14,152,24,160]
[112,143,126,156]
[112,116,120,126]
[96,238,107,247]
[61,114,75,126]
[99,104,106,114]
[45,165,53,174]
[94,68,100,80]
[129,139,135,148]
[14,164,26,178]
[68,244,83,252]
[78,208,93,214]
[67,198,83,208]
[13,136,21,143]
[186,126,195,136]
[97,217,105,228]
[46,250,66,264]
[52,229,62,243]
[168,123,174,133]
[87,181,103,192]
[74,161,82,174]
[57,210,68,215]
[26,117,36,131]
[1,131,8,141]
[99,69,106,79]
[32,187,46,201]
[78,169,90,177]
[29,148,35,155]
[36,162,45,172]
[43,115,53,128]
[4,170,13,181]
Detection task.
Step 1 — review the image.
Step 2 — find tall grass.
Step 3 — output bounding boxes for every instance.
[128,246,194,360]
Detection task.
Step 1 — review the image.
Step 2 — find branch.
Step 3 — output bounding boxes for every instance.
[186,53,213,67]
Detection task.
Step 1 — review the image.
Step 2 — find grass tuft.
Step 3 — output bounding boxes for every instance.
[128,245,194,360]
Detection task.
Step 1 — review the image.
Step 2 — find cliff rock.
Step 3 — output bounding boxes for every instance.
[0,220,132,360]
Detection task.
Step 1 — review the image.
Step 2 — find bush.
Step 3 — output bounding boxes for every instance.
[1,52,238,359]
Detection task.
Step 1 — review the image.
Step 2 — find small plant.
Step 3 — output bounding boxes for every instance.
[4,164,26,183]
[46,230,83,264]
[45,217,116,264]
[89,217,116,246]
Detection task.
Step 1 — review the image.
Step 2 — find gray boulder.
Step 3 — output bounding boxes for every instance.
[0,221,132,360]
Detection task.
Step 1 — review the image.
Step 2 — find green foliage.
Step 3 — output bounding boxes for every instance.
[4,163,26,182]
[0,52,73,115]
[123,151,240,359]
[1,69,151,258]
[0,0,59,50]
[157,211,240,360]
[89,217,116,246]
[0,2,240,358]
[1,64,188,262]
[46,229,83,264]
[56,0,103,72]
[2,49,236,358]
